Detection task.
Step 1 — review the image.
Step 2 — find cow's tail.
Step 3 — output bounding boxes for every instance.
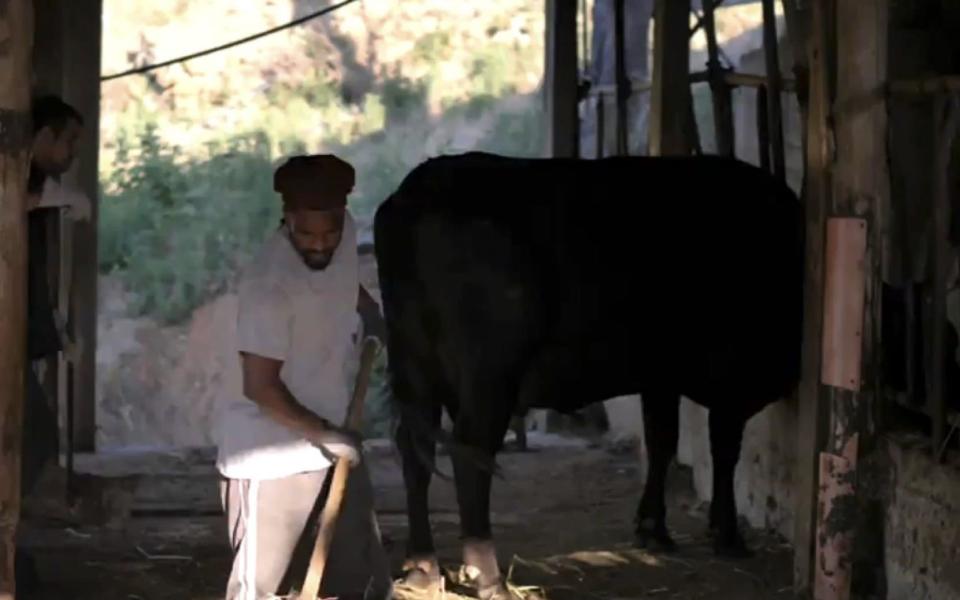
[373,192,504,482]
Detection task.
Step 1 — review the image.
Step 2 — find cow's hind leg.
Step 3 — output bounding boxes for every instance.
[635,392,680,552]
[708,409,753,558]
[452,380,519,600]
[394,383,445,588]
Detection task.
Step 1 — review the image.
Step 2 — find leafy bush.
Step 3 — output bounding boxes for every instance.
[100,125,280,324]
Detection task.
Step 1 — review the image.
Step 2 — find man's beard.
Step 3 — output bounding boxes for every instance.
[299,249,333,271]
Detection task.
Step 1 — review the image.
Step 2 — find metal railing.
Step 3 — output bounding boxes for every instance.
[581,0,791,177]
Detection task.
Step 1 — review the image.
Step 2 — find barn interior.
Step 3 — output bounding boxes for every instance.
[1,0,960,599]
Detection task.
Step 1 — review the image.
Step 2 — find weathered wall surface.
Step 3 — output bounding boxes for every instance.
[883,436,960,600]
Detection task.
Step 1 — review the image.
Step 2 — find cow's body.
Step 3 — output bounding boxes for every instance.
[374,152,804,598]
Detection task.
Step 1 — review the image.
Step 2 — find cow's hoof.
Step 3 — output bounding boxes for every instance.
[713,535,755,559]
[15,549,39,595]
[634,521,677,553]
[400,556,443,591]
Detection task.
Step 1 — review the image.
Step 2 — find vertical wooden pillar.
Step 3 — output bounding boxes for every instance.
[648,0,691,156]
[546,0,580,158]
[792,0,834,593]
[782,0,812,197]
[821,1,889,595]
[0,2,34,596]
[60,0,101,452]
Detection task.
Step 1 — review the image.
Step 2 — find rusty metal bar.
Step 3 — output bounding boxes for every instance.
[761,0,786,180]
[588,80,653,96]
[756,85,771,172]
[589,69,800,98]
[701,0,735,156]
[688,69,799,92]
[614,0,629,155]
[931,93,960,462]
[888,76,960,96]
[905,283,917,405]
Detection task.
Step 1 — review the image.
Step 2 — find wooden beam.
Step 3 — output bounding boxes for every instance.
[649,0,692,156]
[701,0,735,156]
[545,0,580,158]
[762,0,786,180]
[0,2,34,597]
[59,0,102,452]
[792,0,834,593]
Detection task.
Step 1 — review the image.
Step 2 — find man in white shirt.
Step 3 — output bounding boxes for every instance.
[215,154,391,599]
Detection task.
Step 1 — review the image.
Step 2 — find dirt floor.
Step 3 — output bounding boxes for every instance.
[18,436,794,600]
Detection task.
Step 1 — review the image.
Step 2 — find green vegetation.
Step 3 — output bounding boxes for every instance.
[99,94,545,325]
[99,4,546,324]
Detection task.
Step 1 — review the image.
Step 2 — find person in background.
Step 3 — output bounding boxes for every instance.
[18,94,88,596]
[214,154,391,600]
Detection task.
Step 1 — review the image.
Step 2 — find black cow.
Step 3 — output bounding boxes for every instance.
[374,152,804,599]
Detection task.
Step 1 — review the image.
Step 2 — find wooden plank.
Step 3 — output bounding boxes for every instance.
[821,218,867,392]
[0,2,34,597]
[545,0,580,158]
[648,0,692,156]
[59,0,102,451]
[701,0,735,156]
[762,0,787,180]
[792,0,834,593]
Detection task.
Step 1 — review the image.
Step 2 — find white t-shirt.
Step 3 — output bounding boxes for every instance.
[214,211,361,480]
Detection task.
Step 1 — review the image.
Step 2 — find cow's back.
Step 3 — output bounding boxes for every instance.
[375,152,803,415]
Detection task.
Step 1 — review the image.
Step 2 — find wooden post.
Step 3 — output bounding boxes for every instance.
[792,0,834,593]
[0,2,34,597]
[820,1,889,597]
[701,0,735,156]
[756,86,771,172]
[595,93,605,159]
[762,0,787,180]
[648,0,691,156]
[546,0,580,158]
[931,93,960,462]
[60,0,102,452]
[614,0,629,155]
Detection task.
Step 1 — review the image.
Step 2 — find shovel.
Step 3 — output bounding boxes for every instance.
[298,336,384,600]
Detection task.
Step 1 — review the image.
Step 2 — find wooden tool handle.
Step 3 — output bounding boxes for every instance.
[299,337,381,600]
